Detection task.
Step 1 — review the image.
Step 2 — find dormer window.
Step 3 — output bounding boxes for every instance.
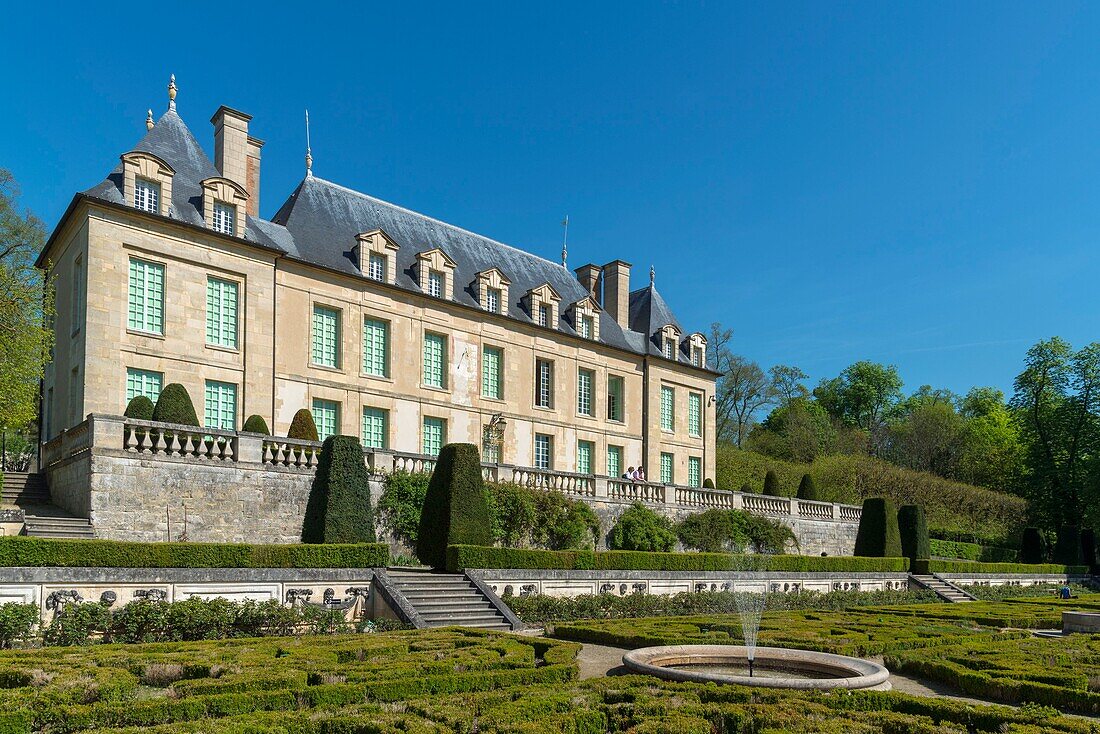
[212,201,236,235]
[579,315,594,339]
[691,345,702,366]
[367,253,386,282]
[568,296,601,342]
[134,178,160,213]
[663,337,675,359]
[538,303,550,327]
[526,282,562,330]
[486,287,501,314]
[687,332,707,367]
[428,270,444,297]
[474,267,511,315]
[658,324,681,361]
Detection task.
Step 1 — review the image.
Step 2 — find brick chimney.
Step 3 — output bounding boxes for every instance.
[602,260,632,329]
[211,106,261,216]
[574,263,602,303]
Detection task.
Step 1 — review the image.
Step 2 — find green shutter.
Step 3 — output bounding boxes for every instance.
[689,393,702,436]
[660,453,674,484]
[606,445,622,477]
[423,333,446,388]
[689,457,702,488]
[205,277,238,348]
[312,399,339,441]
[362,319,389,376]
[661,386,675,431]
[362,407,387,449]
[607,375,624,421]
[482,347,502,399]
[128,258,164,334]
[311,306,340,368]
[577,440,593,474]
[126,368,163,404]
[203,381,237,431]
[423,417,445,456]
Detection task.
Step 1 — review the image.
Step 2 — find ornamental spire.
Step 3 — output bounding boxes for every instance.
[305,109,313,178]
[145,109,154,131]
[167,74,177,112]
[561,215,569,268]
[650,265,655,286]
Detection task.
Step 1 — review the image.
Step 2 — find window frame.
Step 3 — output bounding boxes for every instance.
[211,200,236,236]
[367,253,387,282]
[311,304,342,369]
[311,398,340,442]
[688,456,702,488]
[361,317,390,378]
[125,367,163,405]
[534,433,553,470]
[534,358,554,409]
[422,416,446,456]
[481,345,504,400]
[134,177,160,213]
[607,374,624,422]
[576,367,594,417]
[577,439,594,475]
[606,445,623,478]
[427,269,444,298]
[203,380,238,431]
[660,385,675,432]
[361,406,388,449]
[422,331,448,389]
[127,257,165,336]
[660,452,674,484]
[205,276,240,350]
[688,392,703,437]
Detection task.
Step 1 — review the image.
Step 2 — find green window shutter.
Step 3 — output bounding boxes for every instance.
[128,258,164,334]
[126,368,163,404]
[203,381,237,431]
[312,399,339,442]
[660,452,674,484]
[362,319,389,376]
[660,386,675,431]
[577,369,593,416]
[606,445,622,477]
[422,417,445,456]
[534,434,552,470]
[311,306,340,368]
[688,393,702,437]
[362,407,387,449]
[482,346,502,399]
[205,277,238,348]
[423,333,446,388]
[607,375,624,421]
[688,457,702,487]
[577,440,593,474]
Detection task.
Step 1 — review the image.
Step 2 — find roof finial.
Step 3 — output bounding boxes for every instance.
[167,74,177,112]
[305,109,313,178]
[650,265,655,285]
[146,109,154,131]
[561,214,569,268]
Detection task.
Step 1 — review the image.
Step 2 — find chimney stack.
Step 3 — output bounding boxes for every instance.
[574,263,602,303]
[211,106,261,216]
[602,260,632,329]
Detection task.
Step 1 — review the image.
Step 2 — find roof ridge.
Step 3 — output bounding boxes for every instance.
[307,175,572,276]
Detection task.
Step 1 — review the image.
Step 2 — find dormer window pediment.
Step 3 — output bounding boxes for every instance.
[356,229,400,284]
[200,177,249,238]
[687,332,708,367]
[416,247,457,300]
[658,324,681,361]
[121,151,175,217]
[569,296,601,342]
[526,282,561,328]
[475,267,511,314]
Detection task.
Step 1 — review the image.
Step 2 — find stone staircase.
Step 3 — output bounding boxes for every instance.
[910,573,976,603]
[22,510,96,539]
[1,472,50,505]
[381,569,517,630]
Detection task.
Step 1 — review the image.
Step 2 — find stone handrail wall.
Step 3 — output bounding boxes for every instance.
[44,415,864,526]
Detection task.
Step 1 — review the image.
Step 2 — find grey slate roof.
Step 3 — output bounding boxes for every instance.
[76,106,709,368]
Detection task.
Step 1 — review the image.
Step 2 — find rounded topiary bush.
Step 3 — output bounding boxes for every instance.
[1020,527,1044,564]
[1054,524,1082,566]
[740,482,755,495]
[416,444,492,568]
[853,497,902,558]
[897,504,930,563]
[288,409,319,441]
[123,396,155,421]
[151,384,199,426]
[762,470,782,497]
[796,474,820,501]
[242,415,270,435]
[302,435,375,544]
[609,503,677,552]
[702,478,715,489]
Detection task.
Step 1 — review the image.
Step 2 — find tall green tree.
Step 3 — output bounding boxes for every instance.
[1011,337,1100,529]
[710,323,774,446]
[768,364,809,409]
[0,170,52,435]
[957,387,1024,491]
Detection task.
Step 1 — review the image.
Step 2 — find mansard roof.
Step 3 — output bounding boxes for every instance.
[56,103,712,370]
[629,284,699,364]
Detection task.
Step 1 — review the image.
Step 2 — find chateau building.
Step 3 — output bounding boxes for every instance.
[38,79,718,484]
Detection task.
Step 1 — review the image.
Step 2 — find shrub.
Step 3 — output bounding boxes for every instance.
[702,478,715,489]
[151,383,199,426]
[678,509,794,554]
[928,538,1017,563]
[912,559,1089,575]
[531,490,600,550]
[740,482,754,494]
[0,603,37,648]
[416,444,492,568]
[302,436,375,544]
[608,503,676,552]
[43,601,112,646]
[1020,527,1045,564]
[485,481,537,547]
[897,504,930,563]
[242,415,270,434]
[287,408,319,441]
[796,473,820,500]
[762,469,782,496]
[378,471,430,545]
[1053,524,1082,566]
[123,396,154,420]
[854,497,902,558]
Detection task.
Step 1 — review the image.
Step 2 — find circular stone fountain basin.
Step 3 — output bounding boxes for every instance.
[622,645,891,690]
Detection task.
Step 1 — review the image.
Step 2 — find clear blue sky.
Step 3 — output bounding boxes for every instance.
[3,2,1098,399]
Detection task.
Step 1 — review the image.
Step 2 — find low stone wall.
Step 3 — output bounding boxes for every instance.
[465,568,910,598]
[937,573,1088,588]
[0,567,379,623]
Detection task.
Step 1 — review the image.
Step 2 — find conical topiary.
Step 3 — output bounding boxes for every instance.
[1054,525,1082,566]
[416,444,492,568]
[124,396,154,420]
[796,474,820,501]
[703,478,715,489]
[151,384,199,426]
[897,505,930,563]
[763,470,782,497]
[242,414,270,435]
[1020,527,1044,564]
[1081,528,1098,571]
[288,408,319,441]
[301,435,375,544]
[853,498,902,558]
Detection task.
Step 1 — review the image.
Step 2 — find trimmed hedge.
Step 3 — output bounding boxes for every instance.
[0,536,389,568]
[287,408,319,441]
[911,558,1089,575]
[928,538,1018,563]
[1020,526,1044,564]
[123,396,154,420]
[416,443,492,568]
[242,415,270,435]
[151,383,200,426]
[1054,524,1082,565]
[762,469,782,496]
[854,497,902,558]
[897,504,929,563]
[302,435,375,544]
[446,544,909,573]
[796,473,820,501]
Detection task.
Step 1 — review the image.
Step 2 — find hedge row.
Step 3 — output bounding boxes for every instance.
[912,559,1089,575]
[447,545,909,573]
[929,538,1018,563]
[0,537,389,568]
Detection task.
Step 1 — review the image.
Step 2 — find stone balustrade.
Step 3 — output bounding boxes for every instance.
[43,415,864,526]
